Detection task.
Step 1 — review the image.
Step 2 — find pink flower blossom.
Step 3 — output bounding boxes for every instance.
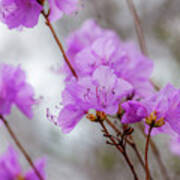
[66,19,118,61]
[0,146,46,180]
[121,100,147,124]
[58,66,133,133]
[48,0,78,22]
[0,0,42,29]
[122,84,180,136]
[0,64,35,118]
[55,19,156,133]
[64,19,154,98]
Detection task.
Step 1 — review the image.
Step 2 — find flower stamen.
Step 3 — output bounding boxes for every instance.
[145,111,165,127]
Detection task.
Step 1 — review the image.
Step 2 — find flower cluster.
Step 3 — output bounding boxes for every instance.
[122,84,180,131]
[122,83,180,154]
[1,0,180,178]
[0,64,35,118]
[0,0,79,29]
[56,19,180,155]
[57,19,154,133]
[0,146,46,180]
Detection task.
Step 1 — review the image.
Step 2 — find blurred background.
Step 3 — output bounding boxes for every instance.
[0,0,180,179]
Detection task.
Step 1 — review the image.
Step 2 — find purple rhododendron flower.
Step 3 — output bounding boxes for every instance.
[75,39,154,98]
[58,66,133,133]
[0,64,35,118]
[63,19,154,98]
[143,84,180,135]
[0,146,21,179]
[0,146,46,180]
[0,0,42,29]
[56,19,156,133]
[48,0,78,22]
[74,33,121,76]
[66,19,118,61]
[122,84,180,136]
[121,100,147,124]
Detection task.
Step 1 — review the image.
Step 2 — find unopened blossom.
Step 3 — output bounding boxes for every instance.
[0,146,46,180]
[0,64,35,118]
[58,66,133,133]
[48,0,78,22]
[122,84,180,135]
[121,100,147,124]
[64,19,154,98]
[0,0,42,29]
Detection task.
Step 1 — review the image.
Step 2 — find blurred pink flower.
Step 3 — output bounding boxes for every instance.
[48,0,78,22]
[0,0,42,29]
[0,146,46,180]
[0,64,35,118]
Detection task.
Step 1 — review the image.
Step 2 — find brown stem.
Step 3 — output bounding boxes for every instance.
[105,117,123,136]
[145,125,153,180]
[105,117,150,178]
[125,1,168,178]
[125,0,160,91]
[41,11,78,79]
[138,123,170,180]
[126,0,148,56]
[122,149,139,180]
[130,142,146,171]
[0,115,43,180]
[99,120,139,180]
[149,140,170,180]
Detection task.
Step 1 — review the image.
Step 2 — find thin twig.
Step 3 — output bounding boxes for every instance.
[125,1,169,178]
[138,123,170,180]
[105,119,143,165]
[126,0,148,56]
[105,117,153,180]
[130,141,146,170]
[126,0,160,91]
[105,117,123,136]
[145,125,153,180]
[0,115,43,180]
[41,11,78,79]
[99,120,139,180]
